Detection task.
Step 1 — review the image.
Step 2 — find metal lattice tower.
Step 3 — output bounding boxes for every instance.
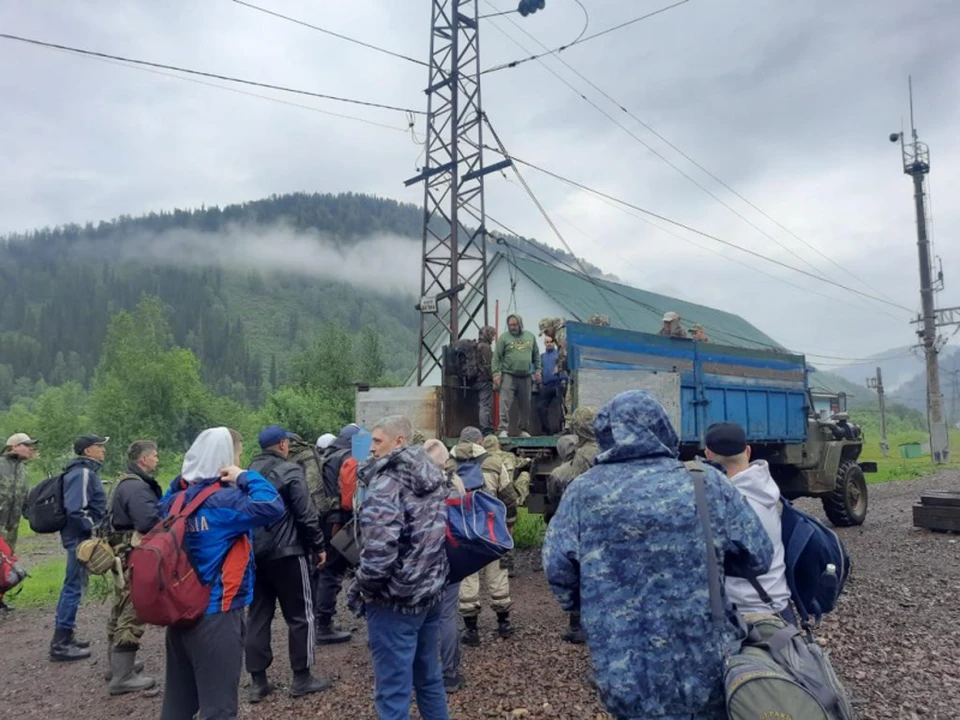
[407,0,507,385]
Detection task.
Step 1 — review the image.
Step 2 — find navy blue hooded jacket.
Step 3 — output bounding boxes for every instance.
[543,390,773,720]
[60,456,107,546]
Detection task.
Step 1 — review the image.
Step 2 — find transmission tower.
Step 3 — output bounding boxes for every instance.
[407,1,511,385]
[891,77,956,463]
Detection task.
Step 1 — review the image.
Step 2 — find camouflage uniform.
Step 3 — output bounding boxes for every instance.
[0,453,30,550]
[546,407,599,511]
[481,435,530,507]
[543,390,773,720]
[588,314,610,326]
[448,442,516,618]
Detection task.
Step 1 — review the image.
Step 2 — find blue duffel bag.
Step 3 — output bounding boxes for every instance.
[445,490,514,584]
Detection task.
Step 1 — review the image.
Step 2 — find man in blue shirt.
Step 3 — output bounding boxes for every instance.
[537,336,566,435]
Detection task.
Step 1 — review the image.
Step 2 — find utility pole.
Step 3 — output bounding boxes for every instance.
[407,0,511,385]
[891,77,951,463]
[866,367,889,458]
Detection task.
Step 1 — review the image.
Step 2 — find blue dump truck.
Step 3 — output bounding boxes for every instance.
[355,322,875,526]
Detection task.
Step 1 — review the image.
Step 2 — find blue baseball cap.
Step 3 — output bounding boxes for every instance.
[259,425,297,449]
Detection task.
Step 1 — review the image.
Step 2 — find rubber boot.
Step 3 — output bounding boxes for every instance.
[289,670,333,698]
[461,616,480,647]
[248,672,274,704]
[561,612,586,645]
[315,621,351,645]
[496,611,514,639]
[50,628,91,662]
[109,647,156,695]
[104,645,145,682]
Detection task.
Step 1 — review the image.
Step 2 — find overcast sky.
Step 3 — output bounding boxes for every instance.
[2,0,959,362]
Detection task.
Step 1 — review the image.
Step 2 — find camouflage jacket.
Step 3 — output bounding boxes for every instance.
[0,454,29,533]
[543,390,773,720]
[348,445,448,615]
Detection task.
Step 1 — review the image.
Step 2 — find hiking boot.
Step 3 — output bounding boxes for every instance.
[66,630,90,649]
[108,648,156,696]
[248,672,274,704]
[497,430,509,439]
[315,623,351,645]
[519,431,531,438]
[50,628,91,662]
[461,616,480,647]
[444,673,466,694]
[496,611,514,639]
[289,671,332,698]
[0,598,12,612]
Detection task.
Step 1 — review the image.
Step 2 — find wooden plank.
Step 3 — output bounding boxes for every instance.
[913,504,960,532]
[920,491,960,507]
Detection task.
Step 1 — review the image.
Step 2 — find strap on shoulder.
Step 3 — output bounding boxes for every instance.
[171,482,222,518]
[689,463,725,626]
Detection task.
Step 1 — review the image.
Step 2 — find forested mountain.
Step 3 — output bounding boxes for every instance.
[0,192,605,410]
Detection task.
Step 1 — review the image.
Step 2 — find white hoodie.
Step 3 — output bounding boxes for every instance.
[725,460,792,614]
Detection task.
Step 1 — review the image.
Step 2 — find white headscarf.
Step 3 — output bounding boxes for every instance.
[181,427,235,483]
[316,433,336,450]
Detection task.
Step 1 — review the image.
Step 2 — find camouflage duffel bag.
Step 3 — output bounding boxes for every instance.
[725,615,855,720]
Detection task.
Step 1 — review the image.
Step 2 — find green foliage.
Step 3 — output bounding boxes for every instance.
[512,508,546,548]
[33,383,89,475]
[357,327,386,386]
[261,385,353,441]
[8,556,66,609]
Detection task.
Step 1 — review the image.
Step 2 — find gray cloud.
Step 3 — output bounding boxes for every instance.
[1,0,959,363]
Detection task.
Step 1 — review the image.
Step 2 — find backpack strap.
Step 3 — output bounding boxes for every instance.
[689,465,725,626]
[171,482,222,519]
[256,456,286,486]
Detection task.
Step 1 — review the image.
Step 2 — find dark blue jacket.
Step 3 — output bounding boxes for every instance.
[60,457,107,547]
[541,348,565,386]
[161,470,284,615]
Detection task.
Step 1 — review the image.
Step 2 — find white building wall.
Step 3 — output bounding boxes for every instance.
[415,260,570,386]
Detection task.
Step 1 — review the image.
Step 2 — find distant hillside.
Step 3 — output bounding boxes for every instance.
[889,348,960,424]
[0,192,612,409]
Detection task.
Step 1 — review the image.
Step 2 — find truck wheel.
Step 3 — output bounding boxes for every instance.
[822,459,868,527]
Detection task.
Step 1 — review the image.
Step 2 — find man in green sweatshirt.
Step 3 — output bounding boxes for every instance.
[492,314,541,438]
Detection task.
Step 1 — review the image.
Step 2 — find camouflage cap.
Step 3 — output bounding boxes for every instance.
[411,430,427,445]
[479,326,497,343]
[482,434,501,451]
[569,406,598,442]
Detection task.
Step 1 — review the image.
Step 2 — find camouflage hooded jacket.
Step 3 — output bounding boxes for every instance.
[348,445,449,615]
[542,390,773,720]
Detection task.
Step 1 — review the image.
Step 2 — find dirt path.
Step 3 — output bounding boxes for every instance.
[2,474,958,719]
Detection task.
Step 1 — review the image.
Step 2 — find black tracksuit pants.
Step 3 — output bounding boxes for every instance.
[245,554,316,675]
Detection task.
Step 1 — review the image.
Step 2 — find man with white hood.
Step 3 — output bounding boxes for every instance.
[159,427,285,720]
[704,422,794,624]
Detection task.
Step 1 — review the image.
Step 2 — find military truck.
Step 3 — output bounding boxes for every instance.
[355,322,874,526]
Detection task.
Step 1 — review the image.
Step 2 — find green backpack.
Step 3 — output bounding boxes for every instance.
[689,465,856,720]
[286,438,328,508]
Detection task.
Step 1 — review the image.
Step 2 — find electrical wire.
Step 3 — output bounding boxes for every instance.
[0,32,426,115]
[231,0,428,67]
[482,0,689,74]
[60,45,412,133]
[488,148,916,314]
[481,2,903,312]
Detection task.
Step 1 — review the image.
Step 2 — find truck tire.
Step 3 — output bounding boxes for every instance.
[822,459,868,527]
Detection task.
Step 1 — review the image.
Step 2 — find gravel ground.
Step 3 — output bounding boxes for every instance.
[1,473,958,719]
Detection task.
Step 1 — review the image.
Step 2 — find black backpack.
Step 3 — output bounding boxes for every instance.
[451,339,481,382]
[23,473,68,534]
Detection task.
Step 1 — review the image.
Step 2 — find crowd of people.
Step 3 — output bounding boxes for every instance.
[0,375,810,720]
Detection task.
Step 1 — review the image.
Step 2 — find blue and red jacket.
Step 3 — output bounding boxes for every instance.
[161,471,284,615]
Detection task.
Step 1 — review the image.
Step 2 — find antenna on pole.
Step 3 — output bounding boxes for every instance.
[909,75,917,140]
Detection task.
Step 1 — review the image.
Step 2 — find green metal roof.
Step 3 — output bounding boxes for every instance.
[506,255,782,351]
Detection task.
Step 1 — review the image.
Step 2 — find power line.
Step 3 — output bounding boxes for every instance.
[490,149,915,314]
[482,0,690,74]
[67,44,413,133]
[481,2,903,312]
[231,0,428,67]
[0,32,425,115]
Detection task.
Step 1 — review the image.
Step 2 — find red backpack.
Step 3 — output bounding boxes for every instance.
[128,483,221,627]
[0,534,27,593]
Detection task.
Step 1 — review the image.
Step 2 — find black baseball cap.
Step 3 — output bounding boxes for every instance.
[705,423,747,457]
[74,435,109,455]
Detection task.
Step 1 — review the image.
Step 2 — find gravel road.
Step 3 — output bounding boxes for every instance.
[1,473,957,719]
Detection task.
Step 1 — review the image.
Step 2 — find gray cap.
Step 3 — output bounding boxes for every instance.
[459,426,484,444]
